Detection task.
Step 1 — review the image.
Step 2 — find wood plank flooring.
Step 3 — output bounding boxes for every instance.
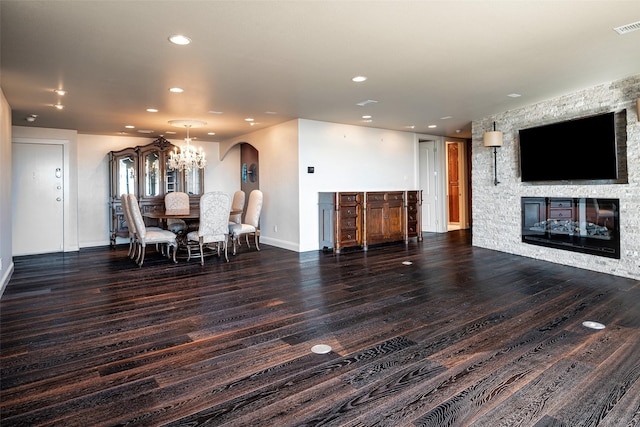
[1,231,639,426]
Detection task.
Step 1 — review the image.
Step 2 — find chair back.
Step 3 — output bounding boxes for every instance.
[128,194,147,239]
[229,190,245,224]
[198,192,231,240]
[244,190,263,228]
[165,192,190,215]
[121,193,135,235]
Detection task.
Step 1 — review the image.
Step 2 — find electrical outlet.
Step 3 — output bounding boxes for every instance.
[273,225,278,232]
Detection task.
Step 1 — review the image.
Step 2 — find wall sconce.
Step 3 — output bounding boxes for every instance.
[483,121,503,186]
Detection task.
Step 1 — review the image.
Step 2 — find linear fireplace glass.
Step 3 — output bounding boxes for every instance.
[521,197,620,259]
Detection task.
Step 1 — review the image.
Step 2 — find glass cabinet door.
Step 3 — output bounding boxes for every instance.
[117,155,136,197]
[184,167,203,195]
[144,151,161,197]
[165,158,180,193]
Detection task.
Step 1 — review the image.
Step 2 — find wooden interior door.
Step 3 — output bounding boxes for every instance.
[447,143,460,224]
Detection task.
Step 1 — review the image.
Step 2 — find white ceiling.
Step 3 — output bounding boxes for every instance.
[1,1,639,142]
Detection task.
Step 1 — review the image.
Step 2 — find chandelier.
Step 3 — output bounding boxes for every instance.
[167,120,207,171]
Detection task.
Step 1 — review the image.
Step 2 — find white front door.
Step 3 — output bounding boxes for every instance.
[12,143,64,255]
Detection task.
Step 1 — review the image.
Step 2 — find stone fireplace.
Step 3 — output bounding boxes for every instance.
[521,197,620,259]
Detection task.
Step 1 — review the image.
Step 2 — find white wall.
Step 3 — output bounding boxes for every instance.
[297,119,418,251]
[8,131,238,249]
[223,119,420,253]
[222,120,301,251]
[0,90,13,297]
[77,134,239,247]
[472,74,640,280]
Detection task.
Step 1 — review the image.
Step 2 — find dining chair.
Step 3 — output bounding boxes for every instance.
[128,194,178,267]
[186,191,231,265]
[228,190,245,225]
[164,191,190,234]
[229,189,263,255]
[121,194,137,259]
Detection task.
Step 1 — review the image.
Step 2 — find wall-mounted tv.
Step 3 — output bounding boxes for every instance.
[519,112,618,182]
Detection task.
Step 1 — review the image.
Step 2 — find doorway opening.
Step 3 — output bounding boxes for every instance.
[240,143,259,214]
[446,140,470,231]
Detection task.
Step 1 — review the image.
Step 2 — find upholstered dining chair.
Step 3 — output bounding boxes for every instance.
[229,189,263,255]
[186,191,231,265]
[121,193,137,259]
[128,194,178,267]
[228,190,245,225]
[164,191,190,234]
[122,193,164,261]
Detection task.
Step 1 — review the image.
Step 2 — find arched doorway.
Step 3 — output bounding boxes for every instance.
[240,143,259,211]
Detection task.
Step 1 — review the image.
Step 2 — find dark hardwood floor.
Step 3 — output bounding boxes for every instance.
[1,231,639,426]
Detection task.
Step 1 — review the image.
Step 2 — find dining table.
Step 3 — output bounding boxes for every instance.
[142,209,242,221]
[142,209,243,260]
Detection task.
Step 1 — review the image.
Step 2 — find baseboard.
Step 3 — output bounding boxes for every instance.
[259,236,299,252]
[0,261,15,300]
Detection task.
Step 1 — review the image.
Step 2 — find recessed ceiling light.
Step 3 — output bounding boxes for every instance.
[440,116,452,120]
[405,125,415,129]
[208,110,224,114]
[137,129,154,134]
[362,115,372,119]
[54,89,66,95]
[352,76,367,83]
[264,111,277,115]
[54,104,64,110]
[146,108,158,113]
[207,132,216,135]
[168,34,191,45]
[245,118,254,122]
[507,93,522,98]
[125,125,135,129]
[428,125,437,128]
[165,131,176,135]
[169,87,184,93]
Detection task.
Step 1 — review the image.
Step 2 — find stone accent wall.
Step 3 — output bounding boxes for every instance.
[471,74,640,279]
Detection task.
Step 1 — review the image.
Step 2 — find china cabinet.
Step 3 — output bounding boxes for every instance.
[109,137,204,246]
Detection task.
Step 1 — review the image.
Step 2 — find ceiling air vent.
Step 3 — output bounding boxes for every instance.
[613,21,640,35]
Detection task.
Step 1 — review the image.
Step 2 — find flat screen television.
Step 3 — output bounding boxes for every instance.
[519,112,618,182]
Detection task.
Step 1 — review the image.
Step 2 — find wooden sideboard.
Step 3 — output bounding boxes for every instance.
[319,191,422,253]
[109,137,204,246]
